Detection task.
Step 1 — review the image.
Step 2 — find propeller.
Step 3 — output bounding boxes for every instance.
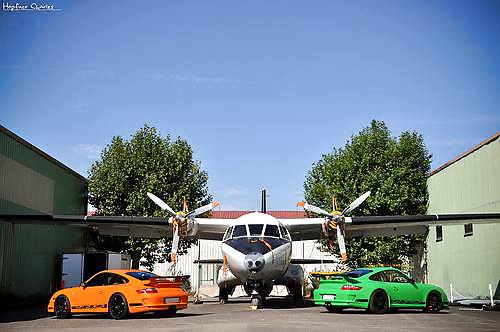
[147,192,176,216]
[342,191,371,215]
[187,201,220,218]
[296,202,333,218]
[147,192,220,263]
[297,191,371,262]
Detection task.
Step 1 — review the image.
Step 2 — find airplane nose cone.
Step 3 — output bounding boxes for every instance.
[244,252,265,272]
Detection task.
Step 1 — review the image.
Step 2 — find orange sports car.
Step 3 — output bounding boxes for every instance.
[47,269,189,319]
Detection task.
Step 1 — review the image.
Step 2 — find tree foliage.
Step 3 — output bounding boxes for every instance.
[304,120,431,268]
[88,125,211,269]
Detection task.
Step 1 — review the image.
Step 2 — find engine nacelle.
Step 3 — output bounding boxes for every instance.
[216,266,241,288]
[186,218,198,237]
[172,215,199,237]
[275,264,304,292]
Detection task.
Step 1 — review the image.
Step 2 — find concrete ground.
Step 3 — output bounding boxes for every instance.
[1,297,499,332]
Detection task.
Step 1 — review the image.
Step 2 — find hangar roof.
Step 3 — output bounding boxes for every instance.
[429,132,500,177]
[0,125,87,183]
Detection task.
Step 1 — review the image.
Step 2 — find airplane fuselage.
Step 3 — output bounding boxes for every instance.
[216,212,298,297]
[221,236,292,282]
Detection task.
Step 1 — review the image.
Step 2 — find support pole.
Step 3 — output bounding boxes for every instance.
[261,188,267,213]
[197,239,201,291]
[489,284,494,307]
[450,283,454,303]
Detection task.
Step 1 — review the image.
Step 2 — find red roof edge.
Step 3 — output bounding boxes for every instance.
[212,211,306,219]
[429,132,500,177]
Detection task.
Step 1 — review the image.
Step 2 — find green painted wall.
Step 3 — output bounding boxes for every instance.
[0,128,89,307]
[0,223,87,306]
[0,129,87,215]
[427,136,500,299]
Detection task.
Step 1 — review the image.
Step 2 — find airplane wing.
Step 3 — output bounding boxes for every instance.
[5,213,499,241]
[193,217,234,240]
[0,215,234,241]
[279,213,500,241]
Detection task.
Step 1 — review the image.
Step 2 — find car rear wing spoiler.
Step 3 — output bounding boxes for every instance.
[150,275,190,282]
[146,275,190,287]
[309,271,359,283]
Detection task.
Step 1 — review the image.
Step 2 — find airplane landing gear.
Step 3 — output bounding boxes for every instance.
[250,295,264,309]
[219,286,234,303]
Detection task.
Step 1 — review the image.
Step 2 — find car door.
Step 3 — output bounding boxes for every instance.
[381,270,421,308]
[77,272,110,312]
[102,273,130,303]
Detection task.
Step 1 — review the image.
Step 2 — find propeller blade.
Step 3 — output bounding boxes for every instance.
[337,225,347,262]
[187,201,220,217]
[342,191,371,215]
[147,192,176,216]
[171,226,179,263]
[297,201,333,217]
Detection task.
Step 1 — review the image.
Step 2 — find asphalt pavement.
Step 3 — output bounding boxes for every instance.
[1,297,499,332]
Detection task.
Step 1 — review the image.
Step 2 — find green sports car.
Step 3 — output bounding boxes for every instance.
[313,267,448,314]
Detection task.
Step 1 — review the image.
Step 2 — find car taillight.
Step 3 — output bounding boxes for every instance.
[136,288,158,294]
[341,285,362,291]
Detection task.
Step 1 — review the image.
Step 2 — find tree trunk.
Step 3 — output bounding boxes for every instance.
[130,250,141,269]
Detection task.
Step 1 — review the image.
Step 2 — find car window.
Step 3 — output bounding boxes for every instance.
[264,224,280,237]
[279,225,291,241]
[382,270,411,283]
[233,225,248,237]
[86,272,110,286]
[369,272,383,281]
[249,224,264,236]
[109,273,128,285]
[126,271,158,281]
[345,269,372,278]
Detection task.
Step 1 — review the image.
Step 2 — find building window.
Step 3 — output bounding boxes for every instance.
[464,223,473,237]
[436,226,443,242]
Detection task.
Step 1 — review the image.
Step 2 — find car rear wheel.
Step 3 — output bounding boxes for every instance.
[369,290,389,314]
[54,295,71,319]
[108,293,129,320]
[325,304,344,313]
[424,291,442,313]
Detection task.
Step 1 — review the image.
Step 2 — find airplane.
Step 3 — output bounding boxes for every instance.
[2,190,500,309]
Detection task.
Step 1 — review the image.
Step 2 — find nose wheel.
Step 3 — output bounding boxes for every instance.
[250,295,263,309]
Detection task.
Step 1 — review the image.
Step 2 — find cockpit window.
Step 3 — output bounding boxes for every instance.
[249,224,264,236]
[223,226,233,241]
[279,225,291,241]
[264,224,280,237]
[232,225,248,237]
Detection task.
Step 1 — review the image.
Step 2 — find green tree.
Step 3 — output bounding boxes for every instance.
[304,120,431,268]
[88,125,211,269]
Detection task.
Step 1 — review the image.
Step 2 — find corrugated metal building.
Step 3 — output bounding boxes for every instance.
[151,211,339,291]
[0,125,88,307]
[427,132,500,299]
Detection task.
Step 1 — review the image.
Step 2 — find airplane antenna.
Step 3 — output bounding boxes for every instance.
[261,188,267,213]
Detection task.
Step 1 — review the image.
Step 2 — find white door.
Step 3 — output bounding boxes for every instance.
[62,253,84,288]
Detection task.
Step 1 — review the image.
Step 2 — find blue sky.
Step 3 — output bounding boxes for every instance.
[1,0,499,210]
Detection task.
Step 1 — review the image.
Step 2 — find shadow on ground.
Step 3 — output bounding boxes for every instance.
[0,306,48,323]
[205,296,316,309]
[317,308,449,315]
[58,311,212,320]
